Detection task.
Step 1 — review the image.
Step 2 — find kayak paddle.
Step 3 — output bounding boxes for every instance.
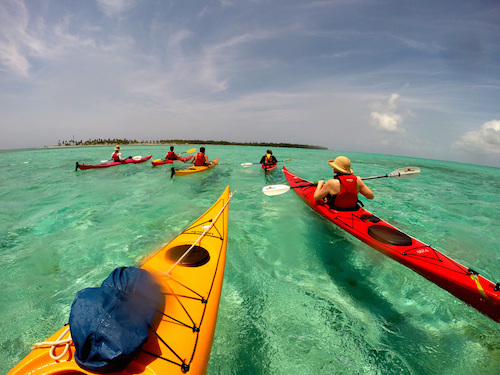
[241,159,293,168]
[100,155,143,163]
[262,166,421,196]
[262,183,317,196]
[153,148,196,163]
[361,166,420,180]
[241,162,258,167]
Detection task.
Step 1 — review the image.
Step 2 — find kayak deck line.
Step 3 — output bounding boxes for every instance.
[8,187,232,375]
[332,212,474,276]
[283,166,500,323]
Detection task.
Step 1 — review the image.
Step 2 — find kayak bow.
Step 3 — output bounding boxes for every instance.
[282,166,500,323]
[8,186,232,374]
[262,163,278,176]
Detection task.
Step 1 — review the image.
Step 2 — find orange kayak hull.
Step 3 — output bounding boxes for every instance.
[8,186,231,375]
[174,158,219,176]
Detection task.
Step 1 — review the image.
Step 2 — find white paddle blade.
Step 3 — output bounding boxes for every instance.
[262,184,291,196]
[388,166,421,179]
[132,156,142,161]
[241,163,254,167]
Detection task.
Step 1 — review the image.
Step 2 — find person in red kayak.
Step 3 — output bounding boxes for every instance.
[313,156,374,210]
[111,145,125,162]
[165,146,181,160]
[192,147,212,166]
[260,149,277,168]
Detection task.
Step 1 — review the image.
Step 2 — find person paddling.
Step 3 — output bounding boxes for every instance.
[111,145,124,163]
[165,146,180,161]
[313,156,374,210]
[192,147,212,166]
[260,149,277,168]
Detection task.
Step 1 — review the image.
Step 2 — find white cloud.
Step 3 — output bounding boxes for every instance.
[0,0,33,77]
[0,42,30,77]
[455,120,500,155]
[0,1,95,77]
[96,0,137,17]
[370,93,405,133]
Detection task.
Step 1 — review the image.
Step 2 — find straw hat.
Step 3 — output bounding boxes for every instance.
[328,156,353,174]
[114,145,120,151]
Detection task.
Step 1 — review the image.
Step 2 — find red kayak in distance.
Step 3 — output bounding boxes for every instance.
[151,155,194,167]
[283,166,500,323]
[76,155,152,170]
[262,163,278,175]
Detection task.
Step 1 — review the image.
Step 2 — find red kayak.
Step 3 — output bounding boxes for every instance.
[76,155,152,170]
[262,163,278,175]
[283,166,500,322]
[151,155,193,167]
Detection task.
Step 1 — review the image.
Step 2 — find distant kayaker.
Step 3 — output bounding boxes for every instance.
[165,146,181,160]
[260,149,277,167]
[313,156,374,210]
[192,147,212,166]
[111,145,125,162]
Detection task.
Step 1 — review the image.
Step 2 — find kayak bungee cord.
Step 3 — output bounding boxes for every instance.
[8,187,232,375]
[138,190,235,372]
[142,329,191,372]
[25,190,235,373]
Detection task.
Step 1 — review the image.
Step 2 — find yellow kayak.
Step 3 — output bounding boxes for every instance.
[172,158,219,177]
[8,186,232,375]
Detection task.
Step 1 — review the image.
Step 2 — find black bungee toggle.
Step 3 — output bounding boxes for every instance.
[494,283,500,292]
[468,268,479,276]
[181,362,190,373]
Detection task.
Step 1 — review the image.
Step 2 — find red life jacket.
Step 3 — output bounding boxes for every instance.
[111,152,120,162]
[194,152,206,166]
[165,151,177,160]
[263,154,276,166]
[329,174,358,209]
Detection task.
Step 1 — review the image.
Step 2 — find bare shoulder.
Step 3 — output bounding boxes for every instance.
[325,178,339,187]
[324,178,340,194]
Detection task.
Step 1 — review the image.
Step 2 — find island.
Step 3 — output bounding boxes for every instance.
[55,138,328,150]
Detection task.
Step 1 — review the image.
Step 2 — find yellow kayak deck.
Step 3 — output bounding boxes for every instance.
[173,158,219,176]
[8,186,231,375]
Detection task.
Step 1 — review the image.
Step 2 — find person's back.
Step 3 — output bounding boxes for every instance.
[313,156,374,210]
[111,145,123,162]
[260,149,277,166]
[193,147,209,166]
[166,146,178,160]
[165,151,177,160]
[328,174,359,209]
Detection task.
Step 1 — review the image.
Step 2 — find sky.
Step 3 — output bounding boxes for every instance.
[1,0,499,167]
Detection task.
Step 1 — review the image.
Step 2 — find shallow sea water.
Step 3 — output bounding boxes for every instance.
[0,145,499,374]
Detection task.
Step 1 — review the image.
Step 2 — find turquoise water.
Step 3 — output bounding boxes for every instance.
[1,145,499,374]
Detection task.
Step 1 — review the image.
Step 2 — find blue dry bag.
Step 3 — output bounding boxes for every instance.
[69,267,163,373]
